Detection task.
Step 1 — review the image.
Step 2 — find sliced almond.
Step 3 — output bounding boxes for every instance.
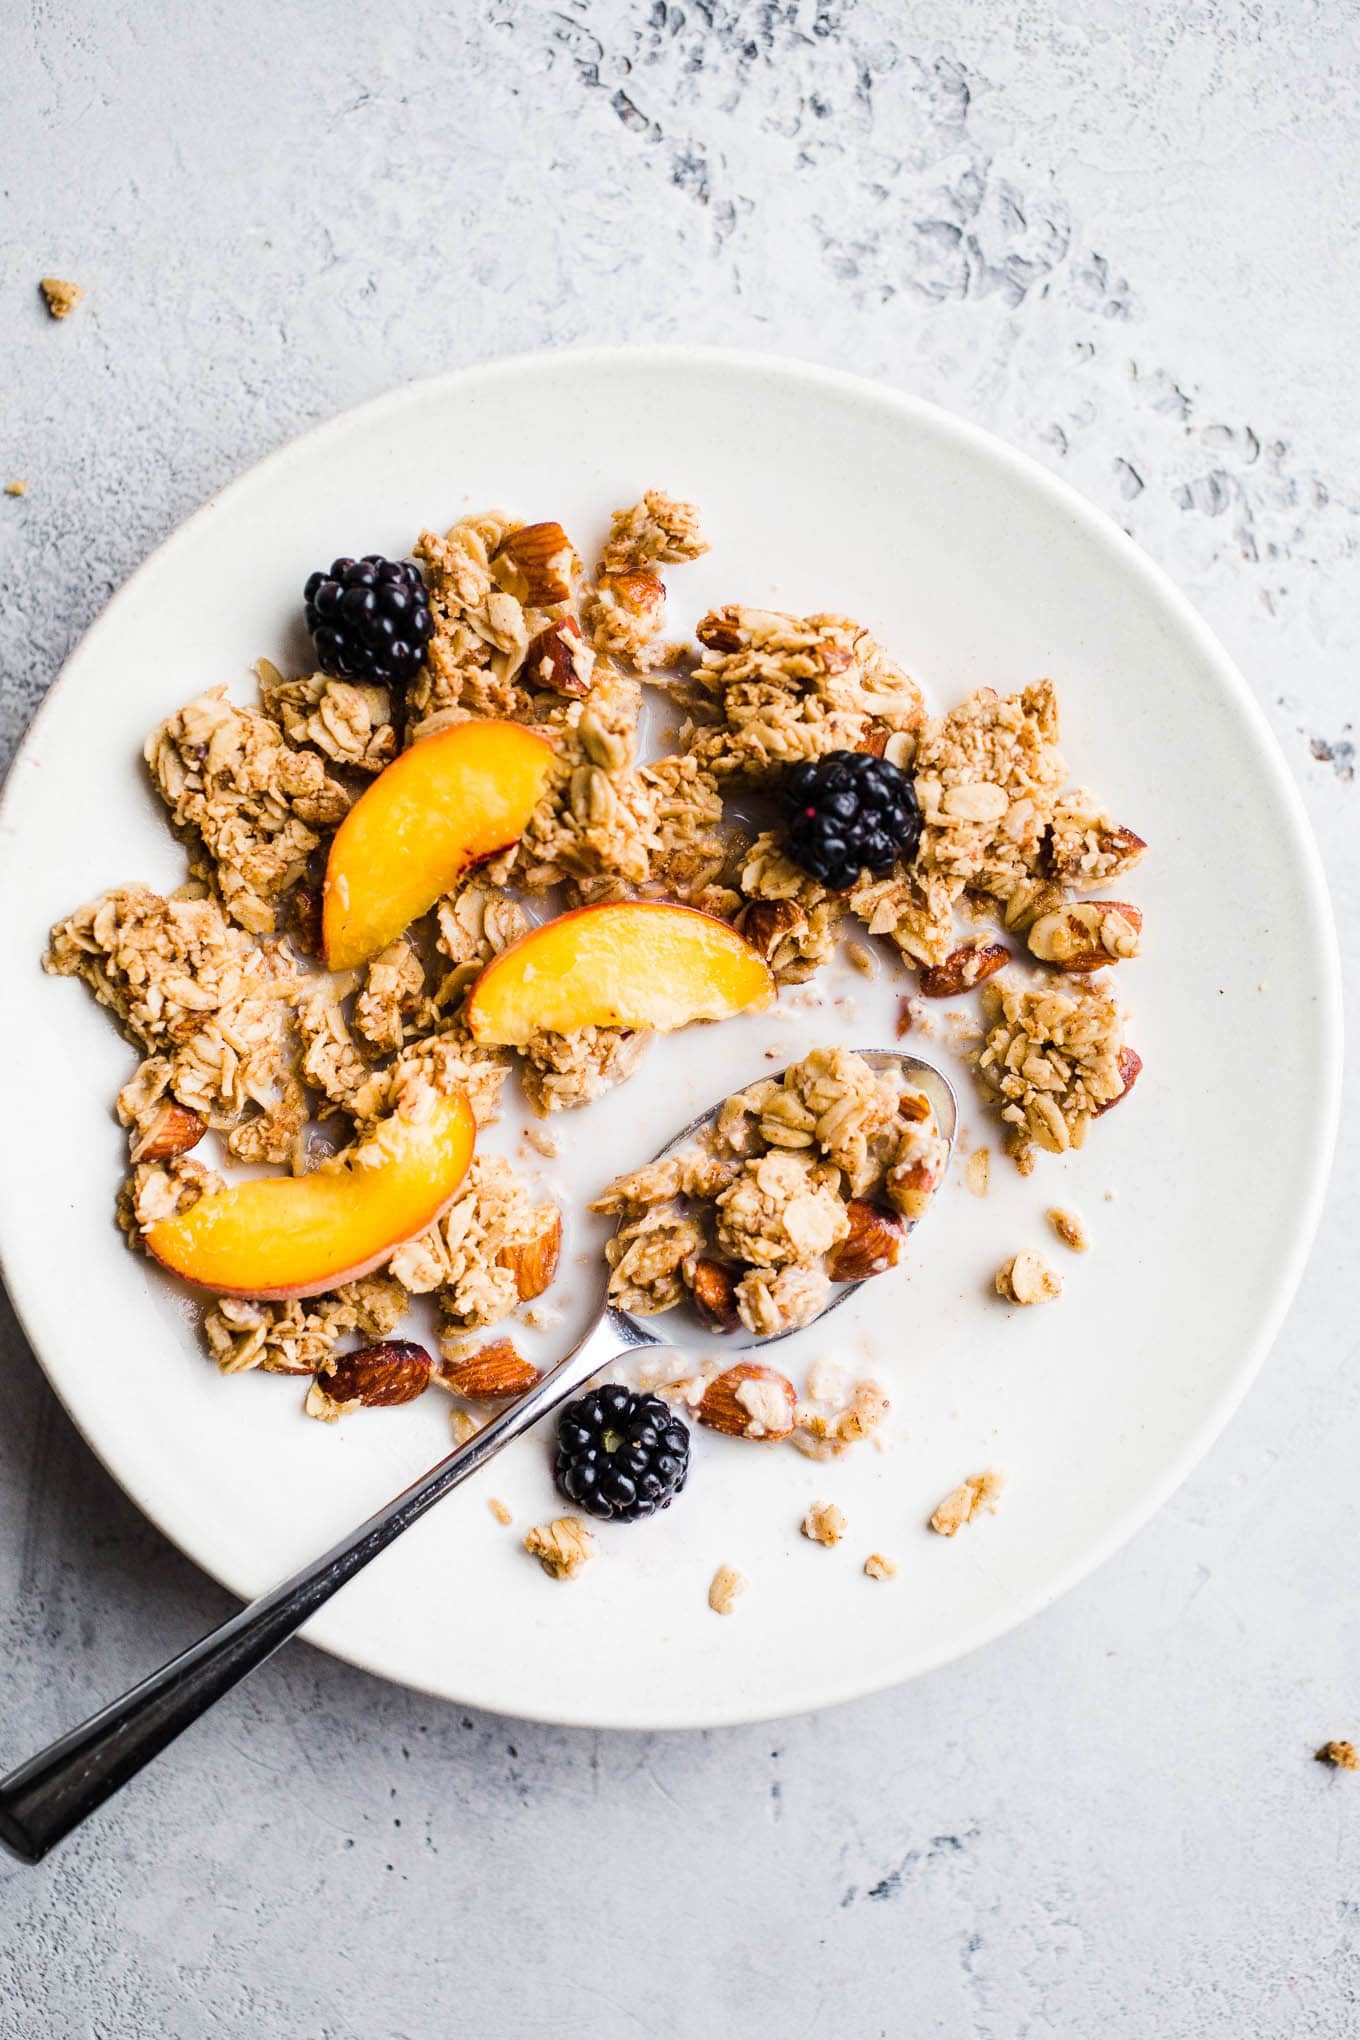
[1094,1045,1143,1116]
[995,1249,1062,1306]
[690,1257,742,1332]
[129,1100,206,1164]
[1027,901,1142,972]
[698,1361,798,1442]
[524,614,596,697]
[497,1208,562,1303]
[439,1338,541,1399]
[918,941,1010,999]
[493,521,580,605]
[826,1200,909,1282]
[942,781,1009,823]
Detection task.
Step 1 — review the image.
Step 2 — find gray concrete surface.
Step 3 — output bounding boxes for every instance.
[2,3,1357,2033]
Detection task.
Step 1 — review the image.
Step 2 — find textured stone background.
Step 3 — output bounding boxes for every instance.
[2,3,1357,2034]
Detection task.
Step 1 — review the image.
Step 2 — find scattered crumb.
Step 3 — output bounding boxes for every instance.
[4,480,27,498]
[1316,1740,1359,1771]
[995,1249,1063,1305]
[930,1469,1007,1537]
[964,1148,990,1199]
[708,1564,747,1614]
[40,276,84,319]
[896,996,923,1038]
[522,1302,562,1330]
[801,1500,847,1547]
[845,938,878,978]
[522,1124,559,1159]
[805,1355,847,1405]
[488,1497,513,1526]
[863,1553,898,1581]
[1047,1206,1089,1252]
[524,1516,594,1580]
[449,1407,481,1446]
[1105,1188,1117,1202]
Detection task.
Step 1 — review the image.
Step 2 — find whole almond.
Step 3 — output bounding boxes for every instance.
[493,521,579,605]
[440,1338,541,1399]
[919,942,1011,999]
[312,1339,432,1413]
[699,1361,798,1442]
[524,615,595,697]
[826,1200,909,1282]
[690,1257,741,1332]
[129,1101,207,1164]
[497,1209,562,1303]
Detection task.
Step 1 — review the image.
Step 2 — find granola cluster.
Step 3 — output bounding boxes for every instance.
[591,1046,947,1338]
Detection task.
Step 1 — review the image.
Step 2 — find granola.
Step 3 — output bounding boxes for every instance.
[929,1469,1007,1536]
[801,1500,848,1547]
[524,1516,594,1580]
[145,688,351,933]
[592,1046,945,1338]
[975,974,1130,1167]
[708,1564,747,1614]
[995,1249,1063,1306]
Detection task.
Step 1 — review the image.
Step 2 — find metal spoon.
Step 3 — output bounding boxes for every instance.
[0,1050,955,1862]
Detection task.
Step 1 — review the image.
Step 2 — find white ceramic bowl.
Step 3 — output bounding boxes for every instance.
[0,348,1340,1727]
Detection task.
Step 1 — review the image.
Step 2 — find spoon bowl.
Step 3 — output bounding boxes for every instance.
[627,1048,958,1352]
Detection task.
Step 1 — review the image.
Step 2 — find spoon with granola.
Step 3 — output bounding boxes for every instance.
[0,1046,954,1863]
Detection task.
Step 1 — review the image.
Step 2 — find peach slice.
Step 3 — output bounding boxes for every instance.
[145,1087,475,1299]
[322,719,553,971]
[465,901,775,1048]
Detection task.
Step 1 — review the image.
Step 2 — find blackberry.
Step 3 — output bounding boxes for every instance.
[783,750,922,891]
[303,555,433,687]
[554,1384,691,1523]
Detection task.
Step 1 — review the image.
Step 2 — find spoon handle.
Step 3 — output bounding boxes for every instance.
[0,1307,655,1864]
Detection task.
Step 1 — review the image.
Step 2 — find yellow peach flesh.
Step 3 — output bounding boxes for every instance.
[323,719,553,971]
[465,902,775,1048]
[145,1088,475,1300]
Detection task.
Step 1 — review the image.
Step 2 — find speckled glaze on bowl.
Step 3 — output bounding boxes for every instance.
[0,348,1340,1728]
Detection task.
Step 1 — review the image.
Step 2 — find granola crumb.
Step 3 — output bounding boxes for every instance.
[1316,1740,1359,1771]
[845,937,879,978]
[40,275,85,319]
[522,1124,560,1159]
[5,480,27,498]
[995,1249,1063,1305]
[801,1500,847,1547]
[1048,1206,1089,1253]
[524,1516,594,1580]
[488,1497,513,1526]
[863,1553,898,1580]
[964,1148,991,1199]
[708,1564,747,1614]
[449,1408,481,1446]
[930,1469,1006,1537]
